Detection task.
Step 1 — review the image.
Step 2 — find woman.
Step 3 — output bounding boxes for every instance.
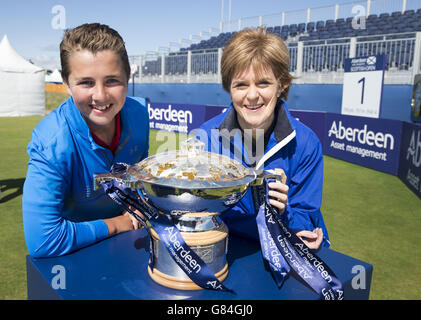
[200,28,328,249]
[22,23,148,258]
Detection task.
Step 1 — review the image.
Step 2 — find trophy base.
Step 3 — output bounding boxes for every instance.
[148,215,229,291]
[148,263,229,291]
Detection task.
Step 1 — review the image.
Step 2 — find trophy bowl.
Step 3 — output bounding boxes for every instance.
[94,138,277,290]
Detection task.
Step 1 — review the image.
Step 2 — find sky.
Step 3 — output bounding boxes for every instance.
[0,0,395,70]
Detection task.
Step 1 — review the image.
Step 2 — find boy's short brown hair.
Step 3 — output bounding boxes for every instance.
[221,27,293,100]
[60,23,131,83]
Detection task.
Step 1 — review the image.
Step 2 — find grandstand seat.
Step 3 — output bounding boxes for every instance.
[280,24,288,30]
[308,32,319,40]
[307,22,315,32]
[316,21,325,30]
[319,31,330,40]
[391,11,401,17]
[280,33,288,40]
[404,9,415,16]
[289,24,298,31]
[379,13,389,19]
[367,28,380,35]
[367,14,377,22]
[345,17,354,25]
[325,19,334,27]
[299,35,310,41]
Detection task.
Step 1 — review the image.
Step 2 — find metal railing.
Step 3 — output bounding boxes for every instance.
[129,32,421,85]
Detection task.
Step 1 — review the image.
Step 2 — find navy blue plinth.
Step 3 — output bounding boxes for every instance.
[26,228,372,300]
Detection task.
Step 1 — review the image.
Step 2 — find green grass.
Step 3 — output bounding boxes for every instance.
[1,116,420,299]
[0,116,43,300]
[45,91,69,112]
[322,157,421,300]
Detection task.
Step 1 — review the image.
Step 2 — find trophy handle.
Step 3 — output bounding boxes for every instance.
[94,164,158,191]
[93,172,127,190]
[250,169,287,187]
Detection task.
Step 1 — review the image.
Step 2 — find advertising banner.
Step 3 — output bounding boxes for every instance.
[290,110,327,152]
[205,105,227,122]
[324,113,402,175]
[147,102,226,134]
[397,122,421,199]
[147,102,204,134]
[341,54,386,118]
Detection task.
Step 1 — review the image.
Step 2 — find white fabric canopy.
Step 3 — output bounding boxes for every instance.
[0,35,45,116]
[45,69,63,83]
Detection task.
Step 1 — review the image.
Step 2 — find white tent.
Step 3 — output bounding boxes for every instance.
[45,69,63,83]
[0,35,45,116]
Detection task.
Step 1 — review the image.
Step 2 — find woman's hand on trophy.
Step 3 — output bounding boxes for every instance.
[268,168,289,214]
[295,228,323,250]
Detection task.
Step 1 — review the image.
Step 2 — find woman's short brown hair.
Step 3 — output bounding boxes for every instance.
[221,27,293,100]
[60,23,131,84]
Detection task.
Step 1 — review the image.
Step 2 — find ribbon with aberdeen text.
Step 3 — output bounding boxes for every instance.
[256,177,344,300]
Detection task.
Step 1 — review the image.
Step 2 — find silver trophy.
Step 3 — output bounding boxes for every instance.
[94,138,282,290]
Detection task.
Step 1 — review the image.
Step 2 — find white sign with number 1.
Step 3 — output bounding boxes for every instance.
[341,55,386,119]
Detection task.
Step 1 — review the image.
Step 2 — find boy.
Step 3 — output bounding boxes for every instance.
[22,23,149,258]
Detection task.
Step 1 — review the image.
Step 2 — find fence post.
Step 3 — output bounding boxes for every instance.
[187,50,192,84]
[334,4,339,21]
[139,55,143,83]
[281,12,285,26]
[366,0,371,16]
[218,48,223,84]
[307,8,311,23]
[296,41,303,78]
[402,0,407,13]
[412,32,421,79]
[349,37,357,58]
[161,53,165,83]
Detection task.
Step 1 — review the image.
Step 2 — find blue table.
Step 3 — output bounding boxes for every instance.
[26,228,372,300]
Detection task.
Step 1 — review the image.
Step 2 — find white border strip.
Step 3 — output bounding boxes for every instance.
[256,130,297,171]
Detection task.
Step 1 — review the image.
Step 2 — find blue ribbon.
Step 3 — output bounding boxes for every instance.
[100,163,234,293]
[256,177,344,300]
[256,202,290,287]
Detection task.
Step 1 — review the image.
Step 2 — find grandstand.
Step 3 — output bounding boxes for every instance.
[129,0,421,86]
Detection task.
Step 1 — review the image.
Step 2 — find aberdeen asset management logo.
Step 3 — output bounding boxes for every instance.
[407,130,421,167]
[328,121,395,150]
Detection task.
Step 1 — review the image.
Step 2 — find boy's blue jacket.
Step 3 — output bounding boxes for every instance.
[199,100,330,247]
[22,96,149,258]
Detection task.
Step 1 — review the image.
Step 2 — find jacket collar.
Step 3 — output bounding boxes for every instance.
[64,97,93,144]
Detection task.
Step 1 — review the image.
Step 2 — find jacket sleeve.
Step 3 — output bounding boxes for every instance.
[283,136,330,246]
[22,139,109,258]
